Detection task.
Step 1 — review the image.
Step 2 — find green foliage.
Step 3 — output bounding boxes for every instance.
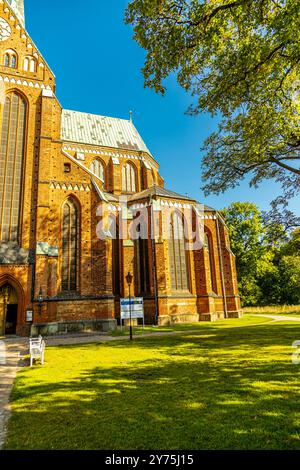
[278,256,300,304]
[221,202,268,305]
[281,228,300,255]
[238,276,262,307]
[126,0,300,205]
[221,201,300,306]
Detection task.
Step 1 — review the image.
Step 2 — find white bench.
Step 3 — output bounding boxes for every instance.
[29,335,45,367]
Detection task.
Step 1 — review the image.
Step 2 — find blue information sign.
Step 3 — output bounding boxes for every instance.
[120,298,144,330]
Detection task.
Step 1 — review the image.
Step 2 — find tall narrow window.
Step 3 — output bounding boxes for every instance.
[29,58,36,72]
[24,56,36,73]
[135,238,150,295]
[23,57,29,71]
[122,162,136,192]
[11,54,17,68]
[61,198,80,292]
[90,159,105,182]
[0,93,26,242]
[168,212,189,291]
[205,232,217,294]
[4,53,9,67]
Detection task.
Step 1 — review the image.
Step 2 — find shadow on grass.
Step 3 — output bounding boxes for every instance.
[5,322,300,450]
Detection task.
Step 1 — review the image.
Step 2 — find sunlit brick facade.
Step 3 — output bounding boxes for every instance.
[0,0,241,336]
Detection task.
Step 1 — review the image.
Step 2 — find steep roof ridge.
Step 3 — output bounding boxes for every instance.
[128,186,196,202]
[61,108,152,157]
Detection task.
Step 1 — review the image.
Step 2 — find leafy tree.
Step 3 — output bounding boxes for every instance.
[281,228,300,255]
[278,256,300,304]
[238,276,262,307]
[263,202,300,247]
[258,265,282,305]
[126,0,300,205]
[276,230,300,304]
[221,202,300,305]
[221,202,271,305]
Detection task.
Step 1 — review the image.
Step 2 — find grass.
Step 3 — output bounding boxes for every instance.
[5,316,300,450]
[110,314,274,336]
[244,305,300,315]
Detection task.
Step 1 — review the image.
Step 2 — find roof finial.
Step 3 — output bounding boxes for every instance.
[129,110,133,123]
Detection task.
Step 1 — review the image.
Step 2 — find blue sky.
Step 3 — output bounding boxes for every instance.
[25,0,299,215]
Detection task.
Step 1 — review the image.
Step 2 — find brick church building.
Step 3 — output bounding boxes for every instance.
[0,0,241,336]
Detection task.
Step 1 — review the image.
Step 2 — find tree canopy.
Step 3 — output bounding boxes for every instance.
[126,0,300,205]
[221,202,300,306]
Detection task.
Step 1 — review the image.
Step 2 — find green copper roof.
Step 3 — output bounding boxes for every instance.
[7,0,25,26]
[61,109,152,156]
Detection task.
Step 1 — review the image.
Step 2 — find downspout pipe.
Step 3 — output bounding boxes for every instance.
[30,249,36,303]
[215,211,228,319]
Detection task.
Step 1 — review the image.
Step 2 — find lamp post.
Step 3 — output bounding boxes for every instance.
[125,272,133,341]
[38,287,43,316]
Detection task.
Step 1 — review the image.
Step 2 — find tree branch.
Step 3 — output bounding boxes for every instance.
[270,157,300,175]
[203,0,250,27]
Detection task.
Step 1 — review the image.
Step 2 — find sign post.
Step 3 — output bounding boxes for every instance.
[120,298,144,334]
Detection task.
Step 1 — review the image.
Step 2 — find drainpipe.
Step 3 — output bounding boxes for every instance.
[216,212,228,319]
[30,249,36,303]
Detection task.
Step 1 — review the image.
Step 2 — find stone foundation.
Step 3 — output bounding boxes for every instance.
[158,313,199,326]
[30,319,117,336]
[199,312,225,322]
[227,310,243,319]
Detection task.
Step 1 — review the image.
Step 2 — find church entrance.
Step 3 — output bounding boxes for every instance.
[0,284,19,336]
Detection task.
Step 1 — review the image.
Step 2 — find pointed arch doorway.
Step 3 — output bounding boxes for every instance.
[0,281,22,336]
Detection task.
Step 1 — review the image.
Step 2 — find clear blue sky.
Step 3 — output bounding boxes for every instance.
[25,0,299,215]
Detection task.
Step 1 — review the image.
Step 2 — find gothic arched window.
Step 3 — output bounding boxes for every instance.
[3,50,17,68]
[135,238,150,295]
[169,212,189,291]
[24,56,36,73]
[0,92,26,242]
[90,159,105,182]
[61,198,80,292]
[122,162,136,192]
[205,232,217,294]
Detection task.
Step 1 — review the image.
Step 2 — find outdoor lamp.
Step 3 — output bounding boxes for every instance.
[126,272,133,286]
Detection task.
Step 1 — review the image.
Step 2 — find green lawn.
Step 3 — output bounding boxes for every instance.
[5,316,300,450]
[111,314,274,336]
